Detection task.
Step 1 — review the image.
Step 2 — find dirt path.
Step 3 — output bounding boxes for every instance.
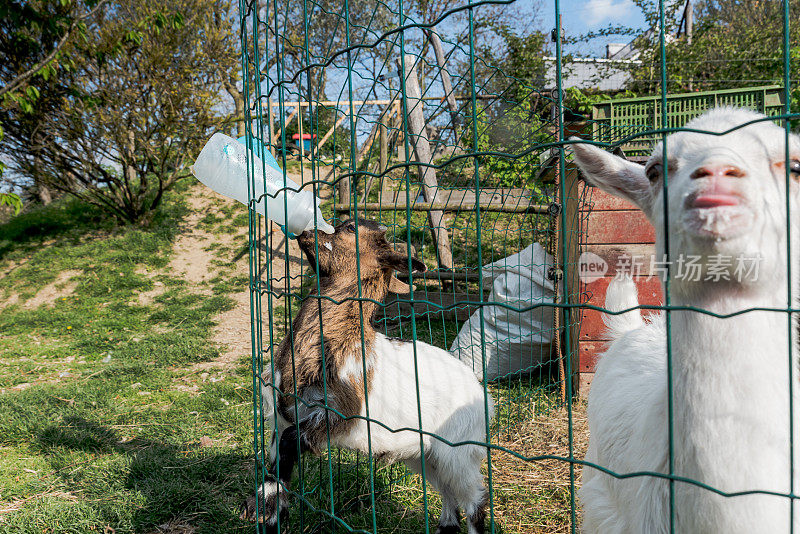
[174,171,323,372]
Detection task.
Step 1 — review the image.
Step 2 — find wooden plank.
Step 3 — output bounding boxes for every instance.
[580,277,663,340]
[581,309,622,341]
[585,210,655,244]
[579,372,595,392]
[387,187,537,206]
[275,100,394,107]
[402,54,452,269]
[266,95,499,108]
[580,183,640,211]
[316,113,347,153]
[379,115,388,175]
[395,269,482,282]
[579,342,606,372]
[380,291,480,323]
[583,275,664,309]
[333,201,549,214]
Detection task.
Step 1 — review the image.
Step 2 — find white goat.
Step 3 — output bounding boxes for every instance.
[241,219,494,534]
[571,107,800,533]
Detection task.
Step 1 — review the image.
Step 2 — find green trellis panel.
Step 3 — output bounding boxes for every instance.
[592,85,786,158]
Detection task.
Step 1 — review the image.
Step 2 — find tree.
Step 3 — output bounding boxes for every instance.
[0,0,107,207]
[627,0,799,100]
[440,25,552,191]
[0,0,107,102]
[1,0,239,223]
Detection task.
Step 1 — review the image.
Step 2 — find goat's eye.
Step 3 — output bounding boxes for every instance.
[790,159,800,180]
[346,223,356,233]
[646,163,663,182]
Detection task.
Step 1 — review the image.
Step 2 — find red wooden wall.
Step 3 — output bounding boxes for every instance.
[577,183,663,391]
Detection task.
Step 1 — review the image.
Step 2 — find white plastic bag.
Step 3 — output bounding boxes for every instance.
[450,242,556,381]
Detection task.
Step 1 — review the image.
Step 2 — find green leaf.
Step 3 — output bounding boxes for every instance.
[0,193,23,216]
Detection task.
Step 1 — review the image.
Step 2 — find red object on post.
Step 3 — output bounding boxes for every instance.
[291,133,317,151]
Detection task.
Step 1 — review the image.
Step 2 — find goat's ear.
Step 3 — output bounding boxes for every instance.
[388,276,412,294]
[380,252,427,274]
[569,138,651,210]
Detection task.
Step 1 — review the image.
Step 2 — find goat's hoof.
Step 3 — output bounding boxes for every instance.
[239,494,264,522]
[435,525,461,534]
[239,488,288,532]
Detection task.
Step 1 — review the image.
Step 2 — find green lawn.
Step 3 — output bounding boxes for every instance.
[0,189,254,533]
[0,185,583,534]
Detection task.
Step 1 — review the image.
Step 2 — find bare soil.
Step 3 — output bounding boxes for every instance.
[22,269,81,309]
[174,176,312,372]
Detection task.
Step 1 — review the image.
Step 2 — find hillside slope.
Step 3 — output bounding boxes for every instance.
[0,181,305,533]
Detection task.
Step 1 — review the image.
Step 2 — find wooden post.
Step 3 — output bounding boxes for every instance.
[338,168,351,207]
[379,114,390,201]
[267,97,275,157]
[396,101,405,161]
[401,54,453,270]
[686,0,693,45]
[563,165,581,398]
[379,114,388,173]
[297,106,305,160]
[426,30,459,129]
[685,0,693,91]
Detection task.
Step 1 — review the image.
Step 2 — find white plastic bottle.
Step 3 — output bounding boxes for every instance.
[191,133,334,235]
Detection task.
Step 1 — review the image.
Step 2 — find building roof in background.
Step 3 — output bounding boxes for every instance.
[543,34,645,91]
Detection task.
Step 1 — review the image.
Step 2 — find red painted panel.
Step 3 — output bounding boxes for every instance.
[583,276,663,307]
[580,183,640,211]
[585,210,656,244]
[579,276,663,340]
[581,310,614,340]
[579,342,607,372]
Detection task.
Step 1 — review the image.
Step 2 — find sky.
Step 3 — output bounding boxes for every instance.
[538,0,649,56]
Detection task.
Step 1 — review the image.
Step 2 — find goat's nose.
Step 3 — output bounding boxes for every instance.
[690,164,746,180]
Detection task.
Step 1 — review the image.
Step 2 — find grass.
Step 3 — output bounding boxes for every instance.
[0,183,586,533]
[266,380,585,534]
[0,190,253,533]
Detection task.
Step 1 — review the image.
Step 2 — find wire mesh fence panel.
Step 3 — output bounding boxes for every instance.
[237,0,798,532]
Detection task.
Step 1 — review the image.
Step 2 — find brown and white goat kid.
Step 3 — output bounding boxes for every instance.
[241,219,494,534]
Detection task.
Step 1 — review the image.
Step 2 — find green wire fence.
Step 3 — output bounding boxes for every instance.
[237,0,798,532]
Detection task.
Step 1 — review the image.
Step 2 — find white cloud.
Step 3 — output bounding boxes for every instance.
[583,0,635,27]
